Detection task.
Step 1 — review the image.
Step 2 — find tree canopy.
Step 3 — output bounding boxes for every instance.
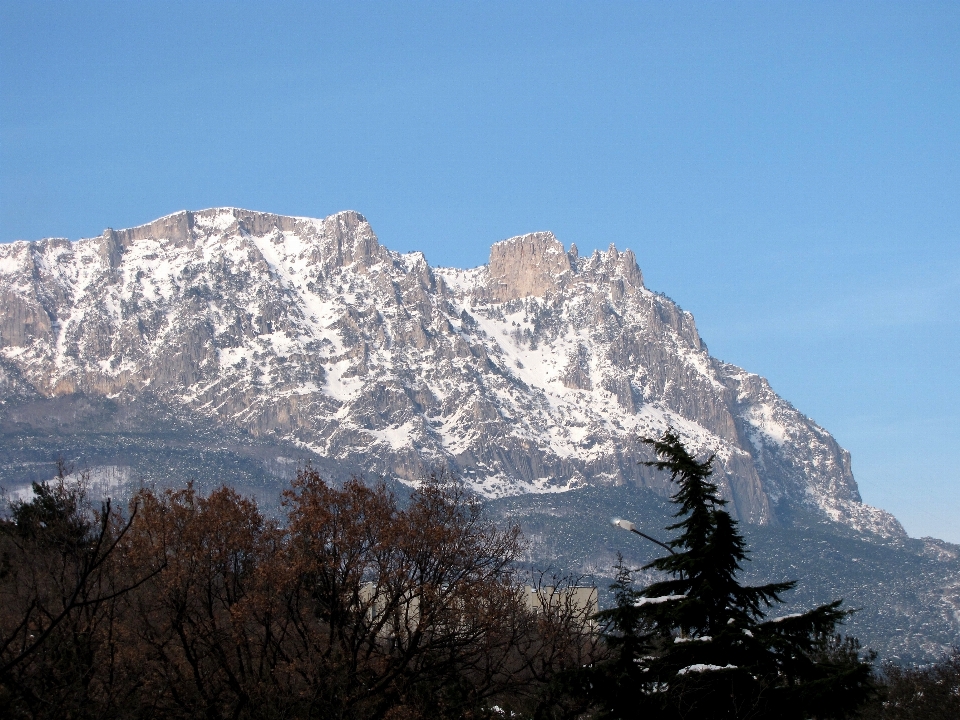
[1,470,595,719]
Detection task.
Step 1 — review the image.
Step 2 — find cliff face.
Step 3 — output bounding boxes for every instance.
[0,208,903,536]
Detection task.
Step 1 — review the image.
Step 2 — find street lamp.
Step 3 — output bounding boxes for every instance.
[612,518,675,555]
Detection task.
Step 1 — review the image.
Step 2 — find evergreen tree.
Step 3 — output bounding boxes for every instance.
[581,430,874,719]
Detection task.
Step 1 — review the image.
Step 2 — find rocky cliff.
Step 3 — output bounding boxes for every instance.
[0,208,903,537]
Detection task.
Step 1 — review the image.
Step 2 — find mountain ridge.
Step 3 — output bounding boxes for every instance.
[0,207,901,538]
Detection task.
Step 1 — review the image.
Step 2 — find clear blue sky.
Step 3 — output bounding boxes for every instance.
[2,1,958,542]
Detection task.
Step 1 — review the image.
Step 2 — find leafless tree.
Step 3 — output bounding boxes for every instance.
[0,465,163,717]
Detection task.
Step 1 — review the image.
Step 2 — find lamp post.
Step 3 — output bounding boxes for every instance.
[612,518,675,555]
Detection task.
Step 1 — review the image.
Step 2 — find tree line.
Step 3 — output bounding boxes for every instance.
[1,436,957,719]
[1,464,596,719]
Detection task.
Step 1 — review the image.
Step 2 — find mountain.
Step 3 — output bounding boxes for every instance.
[0,207,898,533]
[0,207,956,659]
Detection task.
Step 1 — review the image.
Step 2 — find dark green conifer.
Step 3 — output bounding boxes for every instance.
[581,430,874,719]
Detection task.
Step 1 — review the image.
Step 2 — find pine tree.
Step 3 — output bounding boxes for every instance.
[581,430,874,719]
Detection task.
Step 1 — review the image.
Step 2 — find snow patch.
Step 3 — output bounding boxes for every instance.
[636,595,687,606]
[677,664,737,675]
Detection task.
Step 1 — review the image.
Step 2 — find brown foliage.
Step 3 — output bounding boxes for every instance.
[1,468,598,720]
[857,649,960,720]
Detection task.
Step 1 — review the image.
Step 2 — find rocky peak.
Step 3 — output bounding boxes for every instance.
[607,246,644,289]
[486,231,645,302]
[487,232,571,302]
[312,210,386,270]
[96,208,386,272]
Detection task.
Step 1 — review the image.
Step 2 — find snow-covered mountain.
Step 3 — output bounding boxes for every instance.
[0,208,902,537]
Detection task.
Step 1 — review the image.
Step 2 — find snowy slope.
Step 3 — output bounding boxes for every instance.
[0,208,903,537]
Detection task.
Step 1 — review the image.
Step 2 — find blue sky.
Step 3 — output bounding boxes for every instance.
[2,1,958,541]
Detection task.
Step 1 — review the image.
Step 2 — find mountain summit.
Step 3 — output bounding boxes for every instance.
[0,208,901,537]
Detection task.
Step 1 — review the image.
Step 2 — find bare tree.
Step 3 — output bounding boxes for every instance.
[0,467,163,716]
